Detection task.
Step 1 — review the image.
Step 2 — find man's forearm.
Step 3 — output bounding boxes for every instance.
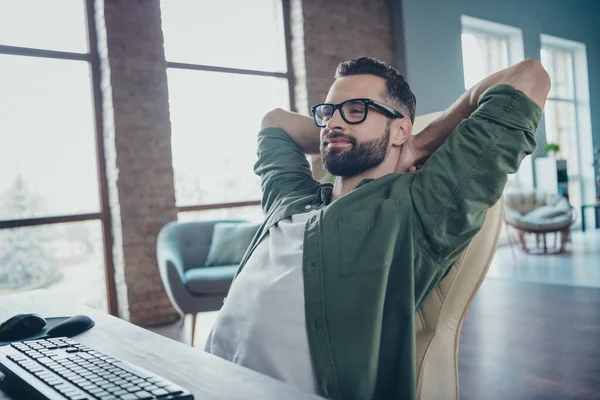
[261,108,321,155]
[412,58,550,163]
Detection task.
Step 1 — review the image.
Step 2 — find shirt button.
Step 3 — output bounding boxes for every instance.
[305,204,312,210]
[312,320,320,330]
[310,261,316,271]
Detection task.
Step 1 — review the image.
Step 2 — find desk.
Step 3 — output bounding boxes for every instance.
[0,291,321,400]
[581,203,600,232]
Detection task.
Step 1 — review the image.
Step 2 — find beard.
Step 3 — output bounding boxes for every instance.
[321,121,391,177]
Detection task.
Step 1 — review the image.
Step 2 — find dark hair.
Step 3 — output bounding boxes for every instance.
[335,57,416,123]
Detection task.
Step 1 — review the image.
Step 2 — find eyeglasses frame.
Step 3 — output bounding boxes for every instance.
[311,98,405,128]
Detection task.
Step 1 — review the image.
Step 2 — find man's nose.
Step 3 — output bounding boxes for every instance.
[325,109,346,131]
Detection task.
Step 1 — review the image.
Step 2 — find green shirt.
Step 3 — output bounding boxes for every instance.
[232,84,541,399]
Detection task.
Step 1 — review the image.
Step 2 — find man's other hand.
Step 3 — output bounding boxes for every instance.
[396,136,424,173]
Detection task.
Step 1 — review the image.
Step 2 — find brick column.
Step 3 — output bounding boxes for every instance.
[96,0,179,326]
[290,0,396,179]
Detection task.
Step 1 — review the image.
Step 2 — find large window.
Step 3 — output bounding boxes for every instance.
[541,35,595,223]
[460,16,530,192]
[0,0,111,311]
[160,0,293,222]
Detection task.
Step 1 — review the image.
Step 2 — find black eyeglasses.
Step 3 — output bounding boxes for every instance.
[311,98,405,128]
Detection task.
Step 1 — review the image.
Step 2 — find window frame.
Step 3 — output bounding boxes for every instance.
[540,35,595,214]
[164,0,296,216]
[0,0,117,315]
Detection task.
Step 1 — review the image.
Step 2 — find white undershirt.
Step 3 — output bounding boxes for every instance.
[204,210,318,394]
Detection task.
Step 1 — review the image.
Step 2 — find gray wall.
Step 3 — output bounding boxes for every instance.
[395,0,600,156]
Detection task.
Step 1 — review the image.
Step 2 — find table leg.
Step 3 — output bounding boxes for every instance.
[581,206,586,232]
[595,206,600,229]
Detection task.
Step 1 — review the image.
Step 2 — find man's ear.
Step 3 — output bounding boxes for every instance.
[390,118,413,147]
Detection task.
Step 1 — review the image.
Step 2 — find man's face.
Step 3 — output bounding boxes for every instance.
[319,75,393,177]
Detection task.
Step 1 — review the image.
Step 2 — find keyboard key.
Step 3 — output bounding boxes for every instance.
[134,391,154,400]
[119,394,139,400]
[99,396,118,400]
[164,386,184,395]
[46,378,63,385]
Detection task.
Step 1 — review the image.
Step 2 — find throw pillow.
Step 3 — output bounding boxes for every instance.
[524,205,568,220]
[203,222,261,267]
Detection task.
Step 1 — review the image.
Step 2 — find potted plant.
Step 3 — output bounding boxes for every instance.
[545,143,560,158]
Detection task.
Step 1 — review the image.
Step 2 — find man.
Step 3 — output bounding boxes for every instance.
[205,57,550,399]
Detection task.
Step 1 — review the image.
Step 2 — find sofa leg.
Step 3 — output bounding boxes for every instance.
[190,313,197,347]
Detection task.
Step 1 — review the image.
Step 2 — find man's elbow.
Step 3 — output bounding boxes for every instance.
[261,108,284,130]
[523,58,551,90]
[513,58,551,109]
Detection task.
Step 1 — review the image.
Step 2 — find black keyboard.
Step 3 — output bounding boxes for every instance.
[0,337,194,400]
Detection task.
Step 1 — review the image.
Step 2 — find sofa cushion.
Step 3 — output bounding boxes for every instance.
[203,222,260,267]
[184,265,238,295]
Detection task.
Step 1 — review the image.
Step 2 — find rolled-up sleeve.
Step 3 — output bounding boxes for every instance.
[254,128,320,215]
[409,84,542,263]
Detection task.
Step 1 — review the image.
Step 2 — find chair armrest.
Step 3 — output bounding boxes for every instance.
[157,244,186,285]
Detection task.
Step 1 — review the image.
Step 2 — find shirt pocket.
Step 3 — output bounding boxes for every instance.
[337,200,397,278]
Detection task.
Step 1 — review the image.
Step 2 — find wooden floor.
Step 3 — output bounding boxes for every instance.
[459,279,600,400]
[488,230,600,289]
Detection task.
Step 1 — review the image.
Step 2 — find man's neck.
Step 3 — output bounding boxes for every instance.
[330,154,399,202]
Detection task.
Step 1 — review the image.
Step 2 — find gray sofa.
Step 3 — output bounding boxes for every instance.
[156,219,248,345]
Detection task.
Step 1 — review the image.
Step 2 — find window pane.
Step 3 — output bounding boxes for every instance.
[0,0,88,53]
[461,31,509,90]
[0,220,107,311]
[161,0,287,72]
[542,47,574,99]
[544,100,577,162]
[168,69,289,206]
[544,99,580,206]
[0,55,100,219]
[178,205,265,223]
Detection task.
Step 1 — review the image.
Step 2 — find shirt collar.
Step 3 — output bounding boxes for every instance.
[356,179,374,189]
[316,178,374,206]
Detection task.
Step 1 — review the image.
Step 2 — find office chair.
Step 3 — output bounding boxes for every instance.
[412,112,504,400]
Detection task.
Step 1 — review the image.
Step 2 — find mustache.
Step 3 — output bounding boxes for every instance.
[323,132,358,145]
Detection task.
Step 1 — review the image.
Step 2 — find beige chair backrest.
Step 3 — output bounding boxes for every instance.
[412,112,504,400]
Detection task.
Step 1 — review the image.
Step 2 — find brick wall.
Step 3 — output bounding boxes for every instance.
[290,0,396,178]
[97,0,179,326]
